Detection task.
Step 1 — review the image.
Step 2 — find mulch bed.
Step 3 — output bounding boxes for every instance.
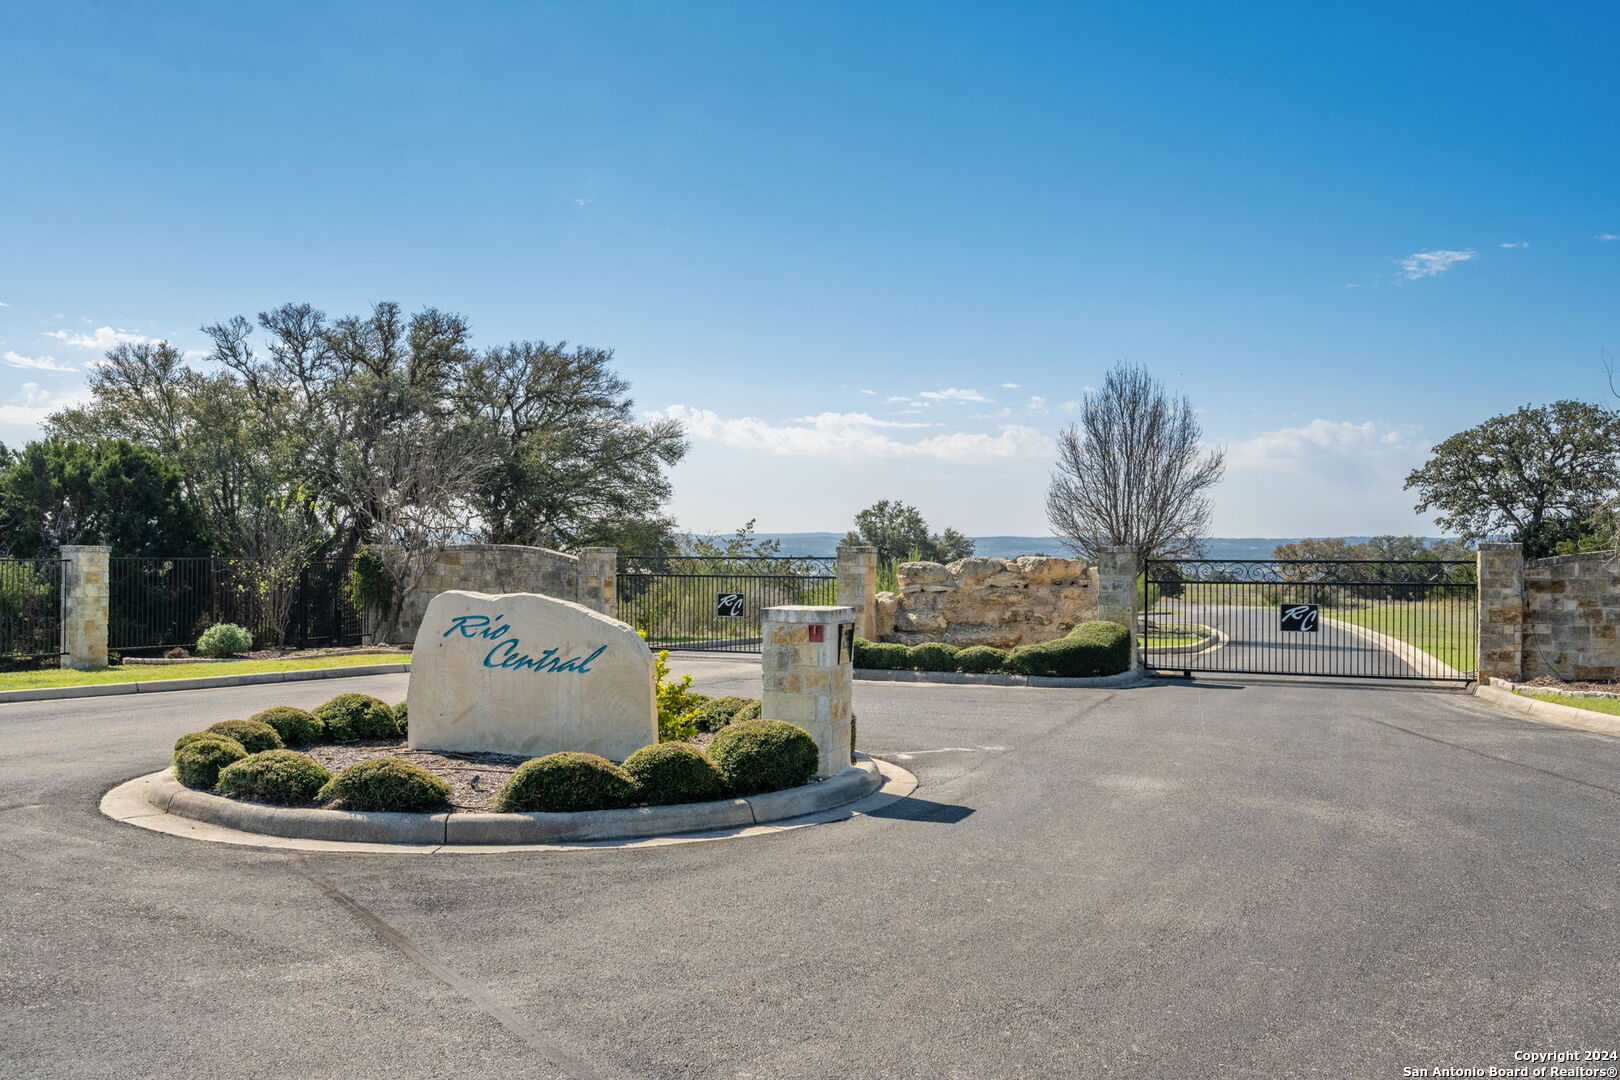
[302,740,525,812]
[1519,677,1620,694]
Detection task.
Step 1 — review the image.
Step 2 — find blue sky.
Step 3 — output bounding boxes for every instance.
[3,1,1616,537]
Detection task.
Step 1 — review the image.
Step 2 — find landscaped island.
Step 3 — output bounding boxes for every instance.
[168,691,830,815]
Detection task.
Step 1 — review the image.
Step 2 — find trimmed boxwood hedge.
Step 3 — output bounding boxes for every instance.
[495,752,640,813]
[206,718,284,754]
[174,737,248,789]
[174,730,245,756]
[317,758,452,811]
[908,642,959,672]
[858,642,913,670]
[1006,620,1131,678]
[249,705,323,747]
[312,693,398,742]
[216,750,331,805]
[694,695,761,732]
[954,645,1009,673]
[392,701,408,737]
[622,742,724,805]
[708,718,818,796]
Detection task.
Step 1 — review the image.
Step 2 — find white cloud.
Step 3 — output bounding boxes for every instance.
[1000,382,1020,389]
[1060,400,1080,412]
[45,326,152,349]
[3,350,77,372]
[916,387,989,404]
[573,197,592,207]
[1026,395,1048,414]
[0,300,10,307]
[859,388,876,396]
[1214,419,1435,535]
[1398,249,1476,279]
[1598,234,1619,242]
[0,382,90,427]
[884,395,911,404]
[1225,419,1417,469]
[651,404,1051,463]
[1343,283,1361,288]
[1498,241,1529,249]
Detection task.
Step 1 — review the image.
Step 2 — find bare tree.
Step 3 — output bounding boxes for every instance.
[346,424,493,643]
[1046,363,1225,563]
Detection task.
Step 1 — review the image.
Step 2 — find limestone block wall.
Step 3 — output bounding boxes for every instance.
[390,545,588,644]
[875,555,1098,648]
[1522,551,1620,681]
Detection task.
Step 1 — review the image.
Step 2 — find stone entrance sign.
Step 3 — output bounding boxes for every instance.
[408,591,656,761]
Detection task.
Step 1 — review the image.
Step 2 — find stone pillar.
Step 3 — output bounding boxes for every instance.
[762,605,854,779]
[60,545,110,670]
[575,547,617,617]
[836,545,878,641]
[1096,545,1139,671]
[1477,542,1524,683]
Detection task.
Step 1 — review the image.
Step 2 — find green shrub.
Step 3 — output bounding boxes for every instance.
[859,642,912,670]
[708,718,818,796]
[312,693,399,742]
[955,645,1010,673]
[216,750,331,805]
[249,705,323,747]
[196,622,253,657]
[316,758,452,811]
[852,636,878,667]
[393,700,408,737]
[206,718,284,754]
[622,742,724,805]
[694,695,762,732]
[908,642,959,672]
[1006,620,1132,678]
[495,752,640,813]
[174,737,248,789]
[173,730,246,756]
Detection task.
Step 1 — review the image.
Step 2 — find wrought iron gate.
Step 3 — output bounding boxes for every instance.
[617,555,837,653]
[1140,558,1477,682]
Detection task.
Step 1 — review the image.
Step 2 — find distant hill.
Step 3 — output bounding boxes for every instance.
[743,533,1455,560]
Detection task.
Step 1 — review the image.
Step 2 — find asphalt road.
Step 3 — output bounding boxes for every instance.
[4,660,1619,1079]
[1149,601,1445,680]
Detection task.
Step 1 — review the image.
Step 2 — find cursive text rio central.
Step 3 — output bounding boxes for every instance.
[442,614,605,674]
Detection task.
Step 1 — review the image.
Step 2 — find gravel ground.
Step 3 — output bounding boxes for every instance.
[1520,676,1620,693]
[302,740,524,811]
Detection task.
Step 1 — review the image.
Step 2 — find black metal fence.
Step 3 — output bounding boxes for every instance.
[0,558,66,663]
[1141,558,1477,681]
[110,556,360,654]
[617,555,837,652]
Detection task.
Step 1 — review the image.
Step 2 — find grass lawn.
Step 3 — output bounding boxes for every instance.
[0,652,411,691]
[1140,623,1213,648]
[1517,690,1620,716]
[1141,632,1205,647]
[1328,603,1476,674]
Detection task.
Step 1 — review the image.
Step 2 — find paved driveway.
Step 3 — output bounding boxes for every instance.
[3,662,1618,1079]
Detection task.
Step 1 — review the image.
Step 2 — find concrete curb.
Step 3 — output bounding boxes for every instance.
[1140,631,1220,658]
[853,667,1146,688]
[1473,683,1620,738]
[0,662,411,705]
[129,760,886,846]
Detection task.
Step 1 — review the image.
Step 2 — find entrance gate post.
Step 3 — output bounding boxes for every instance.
[1097,546,1140,672]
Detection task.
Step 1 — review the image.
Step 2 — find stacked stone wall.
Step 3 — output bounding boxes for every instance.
[1523,551,1620,681]
[875,556,1098,648]
[391,545,584,644]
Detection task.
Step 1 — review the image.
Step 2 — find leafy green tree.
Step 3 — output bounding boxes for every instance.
[1405,401,1620,558]
[0,437,208,558]
[47,301,688,569]
[843,500,976,565]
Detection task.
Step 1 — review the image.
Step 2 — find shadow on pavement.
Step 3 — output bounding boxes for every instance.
[864,796,975,824]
